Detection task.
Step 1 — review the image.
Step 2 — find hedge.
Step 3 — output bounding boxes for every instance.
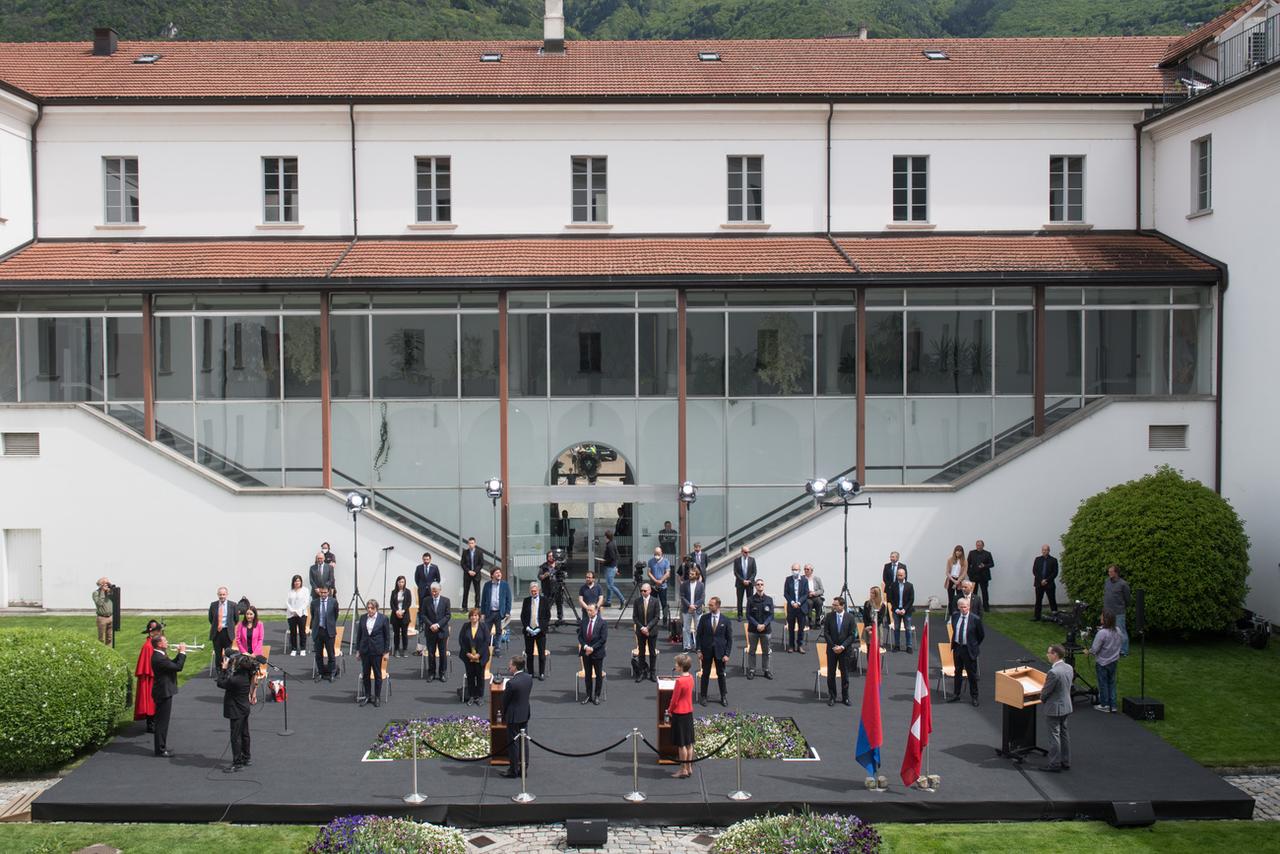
[1060,466,1250,635]
[0,628,130,774]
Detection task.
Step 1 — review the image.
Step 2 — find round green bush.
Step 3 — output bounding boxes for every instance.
[0,628,129,774]
[1061,466,1250,635]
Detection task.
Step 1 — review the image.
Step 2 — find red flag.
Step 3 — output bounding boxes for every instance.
[900,618,932,787]
[855,622,883,775]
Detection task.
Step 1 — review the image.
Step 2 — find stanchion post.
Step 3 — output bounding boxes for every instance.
[512,731,535,803]
[727,714,751,801]
[624,728,646,802]
[404,725,426,804]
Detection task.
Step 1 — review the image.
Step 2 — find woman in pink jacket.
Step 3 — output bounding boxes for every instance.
[235,606,265,657]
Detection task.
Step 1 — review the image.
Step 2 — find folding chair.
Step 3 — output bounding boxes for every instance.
[253,645,271,704]
[740,622,750,672]
[311,626,345,679]
[859,633,887,675]
[355,653,392,704]
[458,660,493,703]
[936,642,957,696]
[575,662,608,702]
[813,641,829,699]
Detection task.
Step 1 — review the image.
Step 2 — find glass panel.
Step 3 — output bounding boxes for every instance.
[154,295,194,311]
[196,401,283,487]
[459,401,501,484]
[686,311,725,396]
[371,293,457,309]
[194,294,281,310]
[815,397,856,477]
[1085,309,1170,395]
[1046,288,1082,306]
[686,398,726,485]
[1172,286,1212,306]
[725,290,809,306]
[195,315,280,400]
[281,294,318,309]
[19,296,105,312]
[727,311,813,396]
[995,310,1034,395]
[155,316,192,400]
[866,311,904,395]
[727,398,814,485]
[686,486,726,558]
[107,296,144,311]
[507,399,549,485]
[460,314,499,397]
[0,319,17,401]
[995,287,1034,306]
[154,401,195,458]
[995,397,1035,441]
[19,317,104,402]
[330,314,369,399]
[376,401,460,487]
[814,290,856,306]
[509,292,548,309]
[283,400,323,487]
[906,311,991,394]
[1084,287,1170,306]
[906,288,991,306]
[460,292,499,308]
[1172,309,1212,394]
[816,310,856,395]
[865,397,904,485]
[686,291,726,307]
[549,291,634,308]
[372,314,457,398]
[549,399,637,481]
[549,313,633,396]
[1045,310,1082,396]
[106,316,144,400]
[283,315,321,398]
[508,313,547,397]
[375,489,460,546]
[332,400,372,488]
[637,290,677,308]
[637,399,678,485]
[637,312,677,396]
[866,289,904,307]
[460,488,498,561]
[904,397,993,484]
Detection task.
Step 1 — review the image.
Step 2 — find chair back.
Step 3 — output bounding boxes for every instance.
[334,625,345,652]
[257,645,271,678]
[380,653,390,679]
[815,641,828,664]
[937,641,955,670]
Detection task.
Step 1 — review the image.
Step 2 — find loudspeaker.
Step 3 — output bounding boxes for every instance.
[1122,696,1165,721]
[565,818,608,847]
[1133,589,1145,633]
[1108,800,1155,827]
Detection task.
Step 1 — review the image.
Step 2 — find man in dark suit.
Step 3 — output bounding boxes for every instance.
[1032,544,1059,621]
[678,568,705,653]
[887,567,915,652]
[577,602,608,704]
[948,597,985,706]
[419,582,450,681]
[460,537,484,610]
[311,586,339,682]
[308,552,334,604]
[696,596,733,706]
[500,655,534,778]
[783,563,811,653]
[967,539,995,609]
[207,587,236,673]
[882,551,907,589]
[732,546,757,620]
[689,542,708,577]
[414,553,441,613]
[216,652,255,772]
[821,596,856,706]
[355,599,392,706]
[745,579,774,680]
[633,583,660,682]
[150,635,186,757]
[521,581,553,680]
[480,568,513,649]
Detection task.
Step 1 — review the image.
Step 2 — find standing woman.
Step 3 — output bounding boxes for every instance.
[235,606,265,657]
[944,545,968,616]
[134,619,163,733]
[1089,609,1124,713]
[862,586,890,648]
[389,575,413,658]
[667,653,696,778]
[286,575,309,656]
[458,608,490,706]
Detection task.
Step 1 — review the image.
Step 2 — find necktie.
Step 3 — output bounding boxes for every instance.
[836,613,842,633]
[712,615,718,632]
[433,597,439,615]
[587,619,594,642]
[959,615,966,644]
[319,602,325,631]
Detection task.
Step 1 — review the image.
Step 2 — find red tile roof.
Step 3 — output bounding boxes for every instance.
[0,234,1216,284]
[1161,1,1260,65]
[0,37,1179,102]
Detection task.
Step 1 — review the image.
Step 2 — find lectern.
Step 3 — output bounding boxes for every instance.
[655,678,678,764]
[994,666,1048,762]
[489,677,510,766]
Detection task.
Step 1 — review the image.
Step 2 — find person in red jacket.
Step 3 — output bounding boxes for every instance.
[666,652,696,778]
[134,619,164,733]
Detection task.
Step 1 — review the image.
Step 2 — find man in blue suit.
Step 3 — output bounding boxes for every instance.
[783,563,811,653]
[311,586,339,683]
[696,596,733,706]
[355,599,392,706]
[480,568,512,649]
[577,601,608,705]
[500,655,534,778]
[414,553,441,615]
[948,597,985,706]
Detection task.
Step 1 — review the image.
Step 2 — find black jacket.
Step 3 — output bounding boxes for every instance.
[420,595,451,638]
[390,587,413,617]
[746,594,774,631]
[457,620,491,668]
[577,614,608,660]
[967,549,995,583]
[882,561,907,588]
[732,556,757,587]
[950,611,985,658]
[217,667,253,720]
[414,563,441,600]
[521,595,553,634]
[207,600,237,640]
[309,562,336,597]
[633,596,661,635]
[1033,555,1059,585]
[355,612,392,658]
[603,540,620,567]
[151,650,186,700]
[822,609,858,659]
[887,580,915,614]
[502,670,533,725]
[311,597,339,636]
[460,547,484,577]
[783,575,811,613]
[696,611,734,658]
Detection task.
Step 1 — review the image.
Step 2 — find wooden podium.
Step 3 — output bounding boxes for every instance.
[655,678,678,765]
[488,677,510,766]
[995,666,1048,762]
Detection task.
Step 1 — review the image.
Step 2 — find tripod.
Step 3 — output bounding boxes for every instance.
[548,574,579,629]
[344,509,366,657]
[818,493,872,607]
[614,567,645,627]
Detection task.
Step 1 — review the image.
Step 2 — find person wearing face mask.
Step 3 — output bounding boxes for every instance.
[633,583,660,682]
[783,563,811,653]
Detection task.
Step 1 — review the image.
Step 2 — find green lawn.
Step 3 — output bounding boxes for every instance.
[984,610,1280,767]
[0,822,316,854]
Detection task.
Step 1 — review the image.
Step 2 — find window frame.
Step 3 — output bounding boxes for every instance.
[102,156,140,224]
[262,156,299,224]
[892,155,929,223]
[414,156,452,224]
[1048,155,1085,223]
[1192,136,1212,214]
[726,155,764,223]
[570,156,608,224]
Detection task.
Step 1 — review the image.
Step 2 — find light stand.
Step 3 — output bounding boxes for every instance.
[486,478,504,577]
[344,492,368,657]
[380,545,393,607]
[811,477,872,606]
[262,658,294,736]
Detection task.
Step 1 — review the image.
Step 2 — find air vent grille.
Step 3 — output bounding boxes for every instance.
[1148,424,1188,450]
[2,433,40,456]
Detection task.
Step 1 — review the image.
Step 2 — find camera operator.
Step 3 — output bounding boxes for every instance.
[217,652,258,772]
[92,577,116,646]
[538,550,565,626]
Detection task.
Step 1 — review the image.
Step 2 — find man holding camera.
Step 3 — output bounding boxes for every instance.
[92,577,115,646]
[217,652,256,772]
[538,551,566,626]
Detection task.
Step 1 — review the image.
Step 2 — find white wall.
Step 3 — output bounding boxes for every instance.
[1146,71,1280,617]
[0,405,458,610]
[702,399,1218,609]
[0,90,36,254]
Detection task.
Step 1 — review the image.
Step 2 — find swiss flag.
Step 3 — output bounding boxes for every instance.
[900,618,933,787]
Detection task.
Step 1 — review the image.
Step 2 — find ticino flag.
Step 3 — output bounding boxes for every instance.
[855,622,883,776]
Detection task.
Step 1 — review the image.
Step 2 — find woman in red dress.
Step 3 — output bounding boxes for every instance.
[667,652,696,778]
[134,619,163,732]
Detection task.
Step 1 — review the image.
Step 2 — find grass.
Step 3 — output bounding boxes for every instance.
[0,822,316,853]
[984,610,1280,767]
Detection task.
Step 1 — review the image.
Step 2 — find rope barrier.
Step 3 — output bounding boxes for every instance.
[638,732,734,763]
[528,733,631,758]
[416,739,504,763]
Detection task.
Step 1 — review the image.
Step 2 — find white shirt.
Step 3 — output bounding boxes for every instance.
[366,615,377,633]
[530,596,540,628]
[286,588,309,617]
[490,584,500,610]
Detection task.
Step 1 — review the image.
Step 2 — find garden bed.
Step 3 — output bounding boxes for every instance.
[366,716,490,761]
[694,712,811,760]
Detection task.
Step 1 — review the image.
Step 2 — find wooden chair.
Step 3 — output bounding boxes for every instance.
[457,658,492,703]
[859,632,887,675]
[419,642,451,680]
[575,661,608,702]
[312,626,345,678]
[355,653,392,703]
[947,620,954,643]
[253,645,271,703]
[936,642,957,695]
[813,641,829,699]
[740,621,750,672]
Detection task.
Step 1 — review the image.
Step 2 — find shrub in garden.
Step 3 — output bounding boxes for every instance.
[310,815,466,854]
[0,628,129,774]
[1060,465,1250,635]
[711,811,881,854]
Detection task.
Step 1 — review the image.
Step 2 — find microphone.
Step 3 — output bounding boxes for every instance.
[382,546,395,551]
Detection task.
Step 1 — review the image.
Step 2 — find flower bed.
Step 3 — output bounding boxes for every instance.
[369,716,490,761]
[693,712,809,760]
[310,815,466,854]
[711,811,881,854]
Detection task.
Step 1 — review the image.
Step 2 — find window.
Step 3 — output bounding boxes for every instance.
[571,156,607,223]
[415,157,452,223]
[1193,137,1212,213]
[727,156,763,222]
[103,157,139,224]
[1049,156,1084,223]
[892,156,928,222]
[263,156,298,223]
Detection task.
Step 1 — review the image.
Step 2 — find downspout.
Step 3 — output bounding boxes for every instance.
[1215,270,1226,494]
[349,100,358,238]
[1134,122,1142,230]
[824,100,859,272]
[29,103,43,240]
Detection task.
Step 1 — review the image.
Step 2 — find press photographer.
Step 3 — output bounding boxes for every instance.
[216,652,259,773]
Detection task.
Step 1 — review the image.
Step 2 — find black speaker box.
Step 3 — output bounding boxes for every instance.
[1122,696,1165,721]
[1108,800,1155,827]
[565,818,608,847]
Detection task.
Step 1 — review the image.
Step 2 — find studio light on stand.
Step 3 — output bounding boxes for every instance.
[485,478,504,575]
[809,476,871,608]
[678,481,698,505]
[344,492,368,656]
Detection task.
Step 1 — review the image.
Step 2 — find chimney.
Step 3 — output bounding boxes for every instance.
[857,24,869,40]
[544,0,565,54]
[93,27,118,56]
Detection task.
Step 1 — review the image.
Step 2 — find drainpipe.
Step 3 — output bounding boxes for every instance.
[349,100,358,238]
[824,101,859,272]
[30,103,43,240]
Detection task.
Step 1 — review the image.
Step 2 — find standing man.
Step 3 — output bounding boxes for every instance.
[647,547,671,624]
[480,568,512,649]
[804,564,825,630]
[821,596,856,706]
[696,596,732,707]
[577,602,608,705]
[599,530,623,609]
[309,552,335,604]
[1037,644,1074,772]
[732,546,757,620]
[355,599,392,707]
[888,566,915,653]
[947,597,984,706]
[460,537,484,611]
[745,579,774,680]
[208,587,236,673]
[882,551,907,590]
[150,635,187,758]
[633,583,660,682]
[1103,564,1133,656]
[679,568,705,653]
[1032,545,1059,621]
[658,521,678,561]
[500,655,533,778]
[92,577,115,646]
[216,653,255,772]
[968,540,995,610]
[689,542,708,578]
[414,552,441,619]
[420,582,450,682]
[783,563,811,653]
[521,581,552,680]
[537,551,566,626]
[311,586,339,683]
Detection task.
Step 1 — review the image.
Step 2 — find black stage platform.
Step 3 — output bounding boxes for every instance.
[34,614,1252,825]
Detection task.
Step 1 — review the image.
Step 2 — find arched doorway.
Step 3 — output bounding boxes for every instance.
[547,442,634,577]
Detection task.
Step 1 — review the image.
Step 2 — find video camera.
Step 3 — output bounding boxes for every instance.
[1236,609,1271,650]
[633,561,646,585]
[1052,600,1091,653]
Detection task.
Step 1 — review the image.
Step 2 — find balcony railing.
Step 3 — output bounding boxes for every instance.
[1218,17,1280,87]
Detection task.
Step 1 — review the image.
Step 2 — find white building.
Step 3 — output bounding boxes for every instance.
[0,3,1273,619]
